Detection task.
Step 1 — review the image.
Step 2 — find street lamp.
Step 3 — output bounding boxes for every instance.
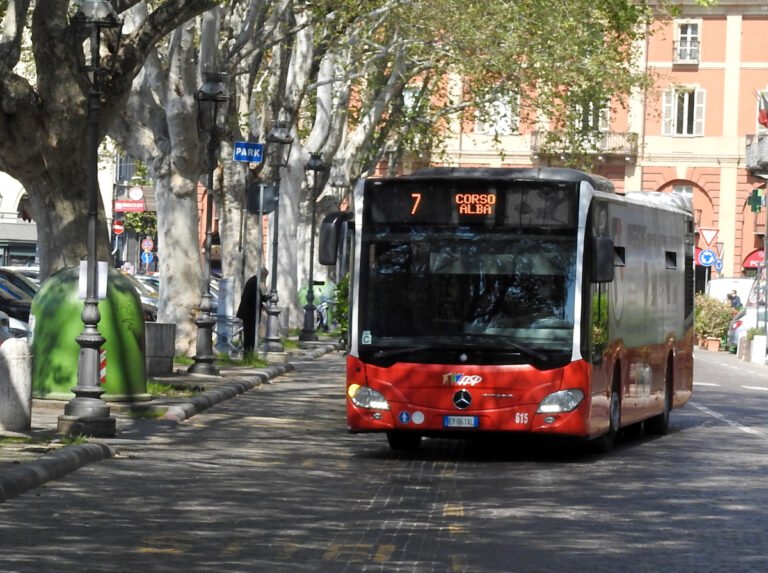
[58,1,122,438]
[189,72,229,376]
[299,153,326,342]
[260,120,293,354]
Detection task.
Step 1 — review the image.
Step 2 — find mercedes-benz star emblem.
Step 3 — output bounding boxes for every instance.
[453,389,472,410]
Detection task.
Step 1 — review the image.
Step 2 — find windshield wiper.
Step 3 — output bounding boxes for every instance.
[455,334,548,363]
[369,335,547,363]
[372,345,441,359]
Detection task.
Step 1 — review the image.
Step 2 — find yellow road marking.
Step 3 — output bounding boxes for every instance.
[443,504,465,517]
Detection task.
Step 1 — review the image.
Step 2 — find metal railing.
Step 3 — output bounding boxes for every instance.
[746,133,768,173]
[530,131,639,156]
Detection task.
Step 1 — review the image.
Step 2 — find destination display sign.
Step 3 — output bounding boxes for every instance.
[365,180,577,228]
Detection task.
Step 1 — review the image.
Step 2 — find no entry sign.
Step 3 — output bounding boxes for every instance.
[112,220,125,235]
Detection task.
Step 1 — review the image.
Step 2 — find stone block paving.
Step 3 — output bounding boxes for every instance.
[0,340,338,501]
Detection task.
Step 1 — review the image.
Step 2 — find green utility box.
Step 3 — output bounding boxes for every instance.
[31,266,150,401]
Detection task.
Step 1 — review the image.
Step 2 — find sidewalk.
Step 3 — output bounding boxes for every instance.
[0,339,339,502]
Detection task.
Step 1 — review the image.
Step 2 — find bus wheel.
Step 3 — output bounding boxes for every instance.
[592,379,620,453]
[646,363,672,435]
[386,431,422,451]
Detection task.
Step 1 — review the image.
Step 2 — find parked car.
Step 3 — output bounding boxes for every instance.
[0,311,12,344]
[134,274,159,295]
[119,271,158,322]
[132,274,220,314]
[2,265,40,285]
[727,307,767,352]
[0,288,31,337]
[0,267,39,298]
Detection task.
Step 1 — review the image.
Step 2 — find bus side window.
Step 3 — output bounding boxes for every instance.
[591,284,608,365]
[590,236,615,283]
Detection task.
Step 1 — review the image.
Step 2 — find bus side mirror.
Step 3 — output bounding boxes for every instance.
[591,236,615,283]
[319,211,353,265]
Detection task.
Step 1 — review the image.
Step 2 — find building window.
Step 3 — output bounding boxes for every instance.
[662,87,705,136]
[573,99,609,135]
[673,185,693,199]
[475,94,519,136]
[115,152,137,184]
[674,22,700,64]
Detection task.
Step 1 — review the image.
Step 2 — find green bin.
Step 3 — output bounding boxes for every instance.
[31,266,150,401]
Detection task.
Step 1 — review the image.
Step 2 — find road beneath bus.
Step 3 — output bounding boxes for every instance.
[1,349,768,572]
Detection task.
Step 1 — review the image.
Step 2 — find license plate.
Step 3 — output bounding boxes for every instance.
[443,415,479,428]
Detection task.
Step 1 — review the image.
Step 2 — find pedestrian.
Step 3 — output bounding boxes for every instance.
[730,290,742,311]
[237,268,269,353]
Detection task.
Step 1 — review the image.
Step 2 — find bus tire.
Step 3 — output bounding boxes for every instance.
[646,361,672,435]
[592,374,621,453]
[386,431,422,451]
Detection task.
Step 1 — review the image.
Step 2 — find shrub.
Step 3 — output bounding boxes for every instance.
[694,293,734,340]
[334,273,349,337]
[747,327,764,342]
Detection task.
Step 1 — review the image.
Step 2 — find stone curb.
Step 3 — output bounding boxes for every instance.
[161,362,296,423]
[0,442,114,502]
[0,343,339,503]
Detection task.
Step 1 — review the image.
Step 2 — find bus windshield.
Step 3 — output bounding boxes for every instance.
[359,227,578,361]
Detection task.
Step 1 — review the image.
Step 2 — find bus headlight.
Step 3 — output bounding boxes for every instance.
[347,384,390,410]
[536,389,584,414]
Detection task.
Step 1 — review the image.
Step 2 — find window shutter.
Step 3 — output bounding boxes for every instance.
[693,89,705,136]
[662,89,674,136]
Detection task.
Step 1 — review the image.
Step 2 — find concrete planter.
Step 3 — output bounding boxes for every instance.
[737,337,750,361]
[750,335,767,365]
[0,339,32,431]
[145,323,176,376]
[704,337,721,352]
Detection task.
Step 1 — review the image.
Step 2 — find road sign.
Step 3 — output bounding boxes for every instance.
[112,220,125,235]
[246,183,278,214]
[699,227,719,247]
[233,141,264,163]
[141,238,154,252]
[698,248,716,267]
[113,200,145,213]
[714,258,724,272]
[141,251,154,265]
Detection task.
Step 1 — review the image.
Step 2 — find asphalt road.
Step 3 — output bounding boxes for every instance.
[0,349,767,572]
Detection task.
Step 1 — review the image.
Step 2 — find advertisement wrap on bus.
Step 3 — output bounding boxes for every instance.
[320,167,694,451]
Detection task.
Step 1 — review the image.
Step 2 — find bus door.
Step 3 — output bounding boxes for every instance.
[586,201,615,433]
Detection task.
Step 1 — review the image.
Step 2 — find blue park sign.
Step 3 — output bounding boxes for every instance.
[233,141,263,163]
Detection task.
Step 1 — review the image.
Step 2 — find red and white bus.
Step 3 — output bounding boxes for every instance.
[321,167,694,451]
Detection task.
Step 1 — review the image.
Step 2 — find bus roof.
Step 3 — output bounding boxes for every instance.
[406,167,615,194]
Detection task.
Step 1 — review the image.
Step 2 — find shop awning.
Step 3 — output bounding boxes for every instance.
[743,248,764,269]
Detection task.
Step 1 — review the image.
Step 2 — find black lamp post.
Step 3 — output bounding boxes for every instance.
[58,1,122,438]
[189,72,229,376]
[299,153,326,342]
[260,120,293,354]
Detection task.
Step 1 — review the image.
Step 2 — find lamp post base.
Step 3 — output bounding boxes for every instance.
[188,358,219,376]
[57,414,116,438]
[189,293,219,376]
[299,301,318,342]
[261,302,284,353]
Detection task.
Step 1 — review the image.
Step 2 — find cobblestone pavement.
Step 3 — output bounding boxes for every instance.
[0,349,767,572]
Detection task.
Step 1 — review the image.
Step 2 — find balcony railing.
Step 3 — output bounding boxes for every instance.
[746,133,768,174]
[530,131,639,157]
[673,40,700,64]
